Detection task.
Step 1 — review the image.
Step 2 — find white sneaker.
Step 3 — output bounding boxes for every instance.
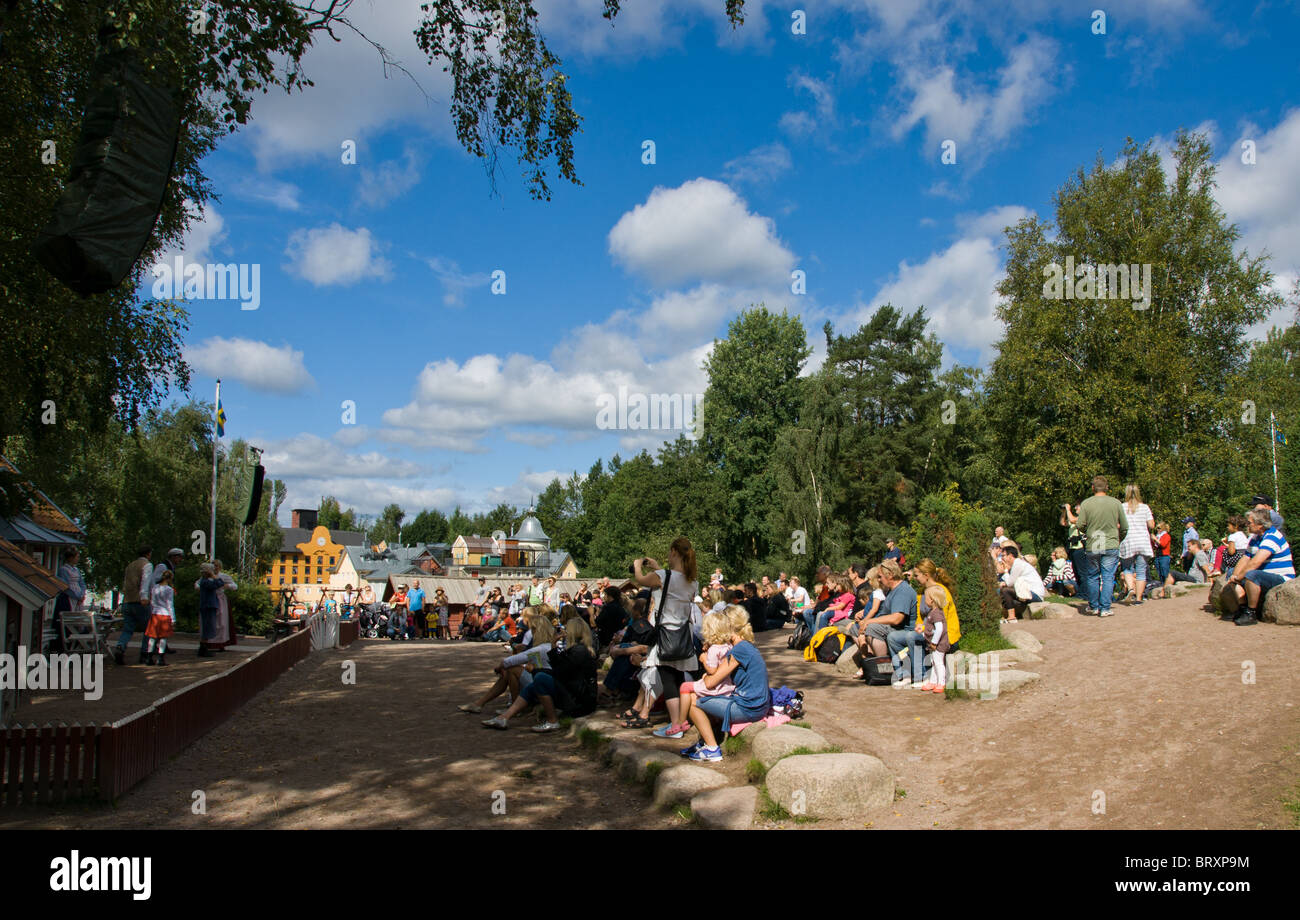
[531,722,561,733]
[892,678,913,689]
[481,716,508,729]
[1098,609,1113,617]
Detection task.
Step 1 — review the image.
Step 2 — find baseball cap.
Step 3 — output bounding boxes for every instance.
[167,547,184,557]
[1182,516,1195,524]
[1251,494,1271,506]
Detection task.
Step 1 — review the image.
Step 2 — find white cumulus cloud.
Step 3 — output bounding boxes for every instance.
[608,178,796,288]
[185,338,317,395]
[284,224,393,286]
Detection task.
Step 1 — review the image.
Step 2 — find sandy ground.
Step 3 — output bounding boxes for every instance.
[3,590,1297,829]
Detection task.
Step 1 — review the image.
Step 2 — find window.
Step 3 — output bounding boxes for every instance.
[279,577,285,586]
[279,565,285,575]
[292,577,298,585]
[329,556,335,565]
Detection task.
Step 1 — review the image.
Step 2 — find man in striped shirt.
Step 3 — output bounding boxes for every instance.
[1226,509,1295,627]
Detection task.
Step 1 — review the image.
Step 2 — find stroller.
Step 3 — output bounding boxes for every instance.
[359,603,389,639]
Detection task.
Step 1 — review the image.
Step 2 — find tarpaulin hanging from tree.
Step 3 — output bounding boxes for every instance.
[32,25,181,295]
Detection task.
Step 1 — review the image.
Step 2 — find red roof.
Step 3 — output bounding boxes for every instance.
[0,537,67,600]
[0,456,85,538]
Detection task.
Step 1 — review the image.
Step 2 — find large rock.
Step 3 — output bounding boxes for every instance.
[1028,602,1076,619]
[1169,584,1191,598]
[1003,629,1042,653]
[1209,576,1239,615]
[752,724,834,768]
[652,765,730,808]
[988,646,1043,665]
[976,649,1041,670]
[986,669,1041,696]
[835,645,861,676]
[691,786,758,829]
[608,740,677,782]
[568,716,619,739]
[765,753,893,819]
[1262,577,1300,625]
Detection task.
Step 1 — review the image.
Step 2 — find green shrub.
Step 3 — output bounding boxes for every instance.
[901,485,1004,643]
[745,758,767,784]
[721,734,747,756]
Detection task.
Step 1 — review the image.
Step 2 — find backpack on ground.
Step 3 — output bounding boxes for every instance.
[806,625,847,664]
[862,655,894,686]
[787,619,811,651]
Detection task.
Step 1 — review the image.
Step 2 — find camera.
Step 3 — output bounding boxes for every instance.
[628,556,649,575]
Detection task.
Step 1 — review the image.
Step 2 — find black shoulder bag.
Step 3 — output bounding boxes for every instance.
[653,569,694,661]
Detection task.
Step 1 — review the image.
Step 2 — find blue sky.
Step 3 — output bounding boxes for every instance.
[155,0,1300,524]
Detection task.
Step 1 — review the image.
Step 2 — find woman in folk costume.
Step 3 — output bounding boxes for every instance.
[206,559,239,650]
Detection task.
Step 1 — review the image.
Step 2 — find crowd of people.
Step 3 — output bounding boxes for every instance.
[457,538,773,762]
[1039,478,1292,625]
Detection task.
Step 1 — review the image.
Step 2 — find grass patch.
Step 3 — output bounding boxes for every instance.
[1283,782,1300,828]
[895,786,907,800]
[793,814,819,824]
[758,787,790,822]
[943,687,971,700]
[787,745,841,757]
[577,727,611,755]
[957,631,1014,656]
[672,804,694,822]
[745,758,767,784]
[558,716,573,729]
[789,721,812,729]
[644,760,666,786]
[721,734,748,756]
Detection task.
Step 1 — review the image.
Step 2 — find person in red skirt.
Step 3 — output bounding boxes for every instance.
[146,569,176,666]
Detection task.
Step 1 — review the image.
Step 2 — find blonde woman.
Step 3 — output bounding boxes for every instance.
[459,607,555,714]
[1118,483,1156,605]
[681,610,736,701]
[559,604,595,653]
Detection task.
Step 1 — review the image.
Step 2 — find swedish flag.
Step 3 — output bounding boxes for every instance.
[216,399,227,438]
[1277,429,1287,446]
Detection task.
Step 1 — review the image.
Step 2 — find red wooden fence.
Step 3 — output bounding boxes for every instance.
[1,624,315,807]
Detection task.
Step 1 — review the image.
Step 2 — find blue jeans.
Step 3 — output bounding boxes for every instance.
[117,601,148,654]
[1243,570,1288,608]
[1084,550,1120,612]
[887,628,927,683]
[1153,555,1171,583]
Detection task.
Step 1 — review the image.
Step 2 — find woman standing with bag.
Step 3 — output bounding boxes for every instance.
[621,537,700,736]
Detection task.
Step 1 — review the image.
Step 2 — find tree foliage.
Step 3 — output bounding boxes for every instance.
[980,132,1281,546]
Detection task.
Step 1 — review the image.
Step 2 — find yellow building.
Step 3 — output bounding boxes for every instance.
[263,509,365,605]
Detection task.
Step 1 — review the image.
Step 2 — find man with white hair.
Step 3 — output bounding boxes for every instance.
[1225,509,1295,627]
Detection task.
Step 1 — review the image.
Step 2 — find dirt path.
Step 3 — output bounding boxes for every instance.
[1,639,675,830]
[3,591,1296,829]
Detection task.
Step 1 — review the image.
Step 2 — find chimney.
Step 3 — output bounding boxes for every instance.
[292,509,319,529]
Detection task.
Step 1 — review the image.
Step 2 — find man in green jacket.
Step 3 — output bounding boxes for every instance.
[1075,476,1128,617]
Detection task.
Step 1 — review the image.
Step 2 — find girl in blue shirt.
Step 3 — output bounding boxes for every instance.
[675,606,770,763]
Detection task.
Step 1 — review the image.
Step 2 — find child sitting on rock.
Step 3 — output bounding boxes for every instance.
[682,611,735,701]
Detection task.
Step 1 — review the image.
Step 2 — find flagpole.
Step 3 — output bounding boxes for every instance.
[210,378,221,561]
[1271,412,1280,514]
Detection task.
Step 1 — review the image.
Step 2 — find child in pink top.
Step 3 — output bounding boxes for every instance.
[825,574,856,624]
[688,610,735,699]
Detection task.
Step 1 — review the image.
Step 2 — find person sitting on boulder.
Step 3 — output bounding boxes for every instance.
[674,606,769,763]
[678,609,736,704]
[1042,547,1077,597]
[996,544,1045,622]
[1222,509,1295,627]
